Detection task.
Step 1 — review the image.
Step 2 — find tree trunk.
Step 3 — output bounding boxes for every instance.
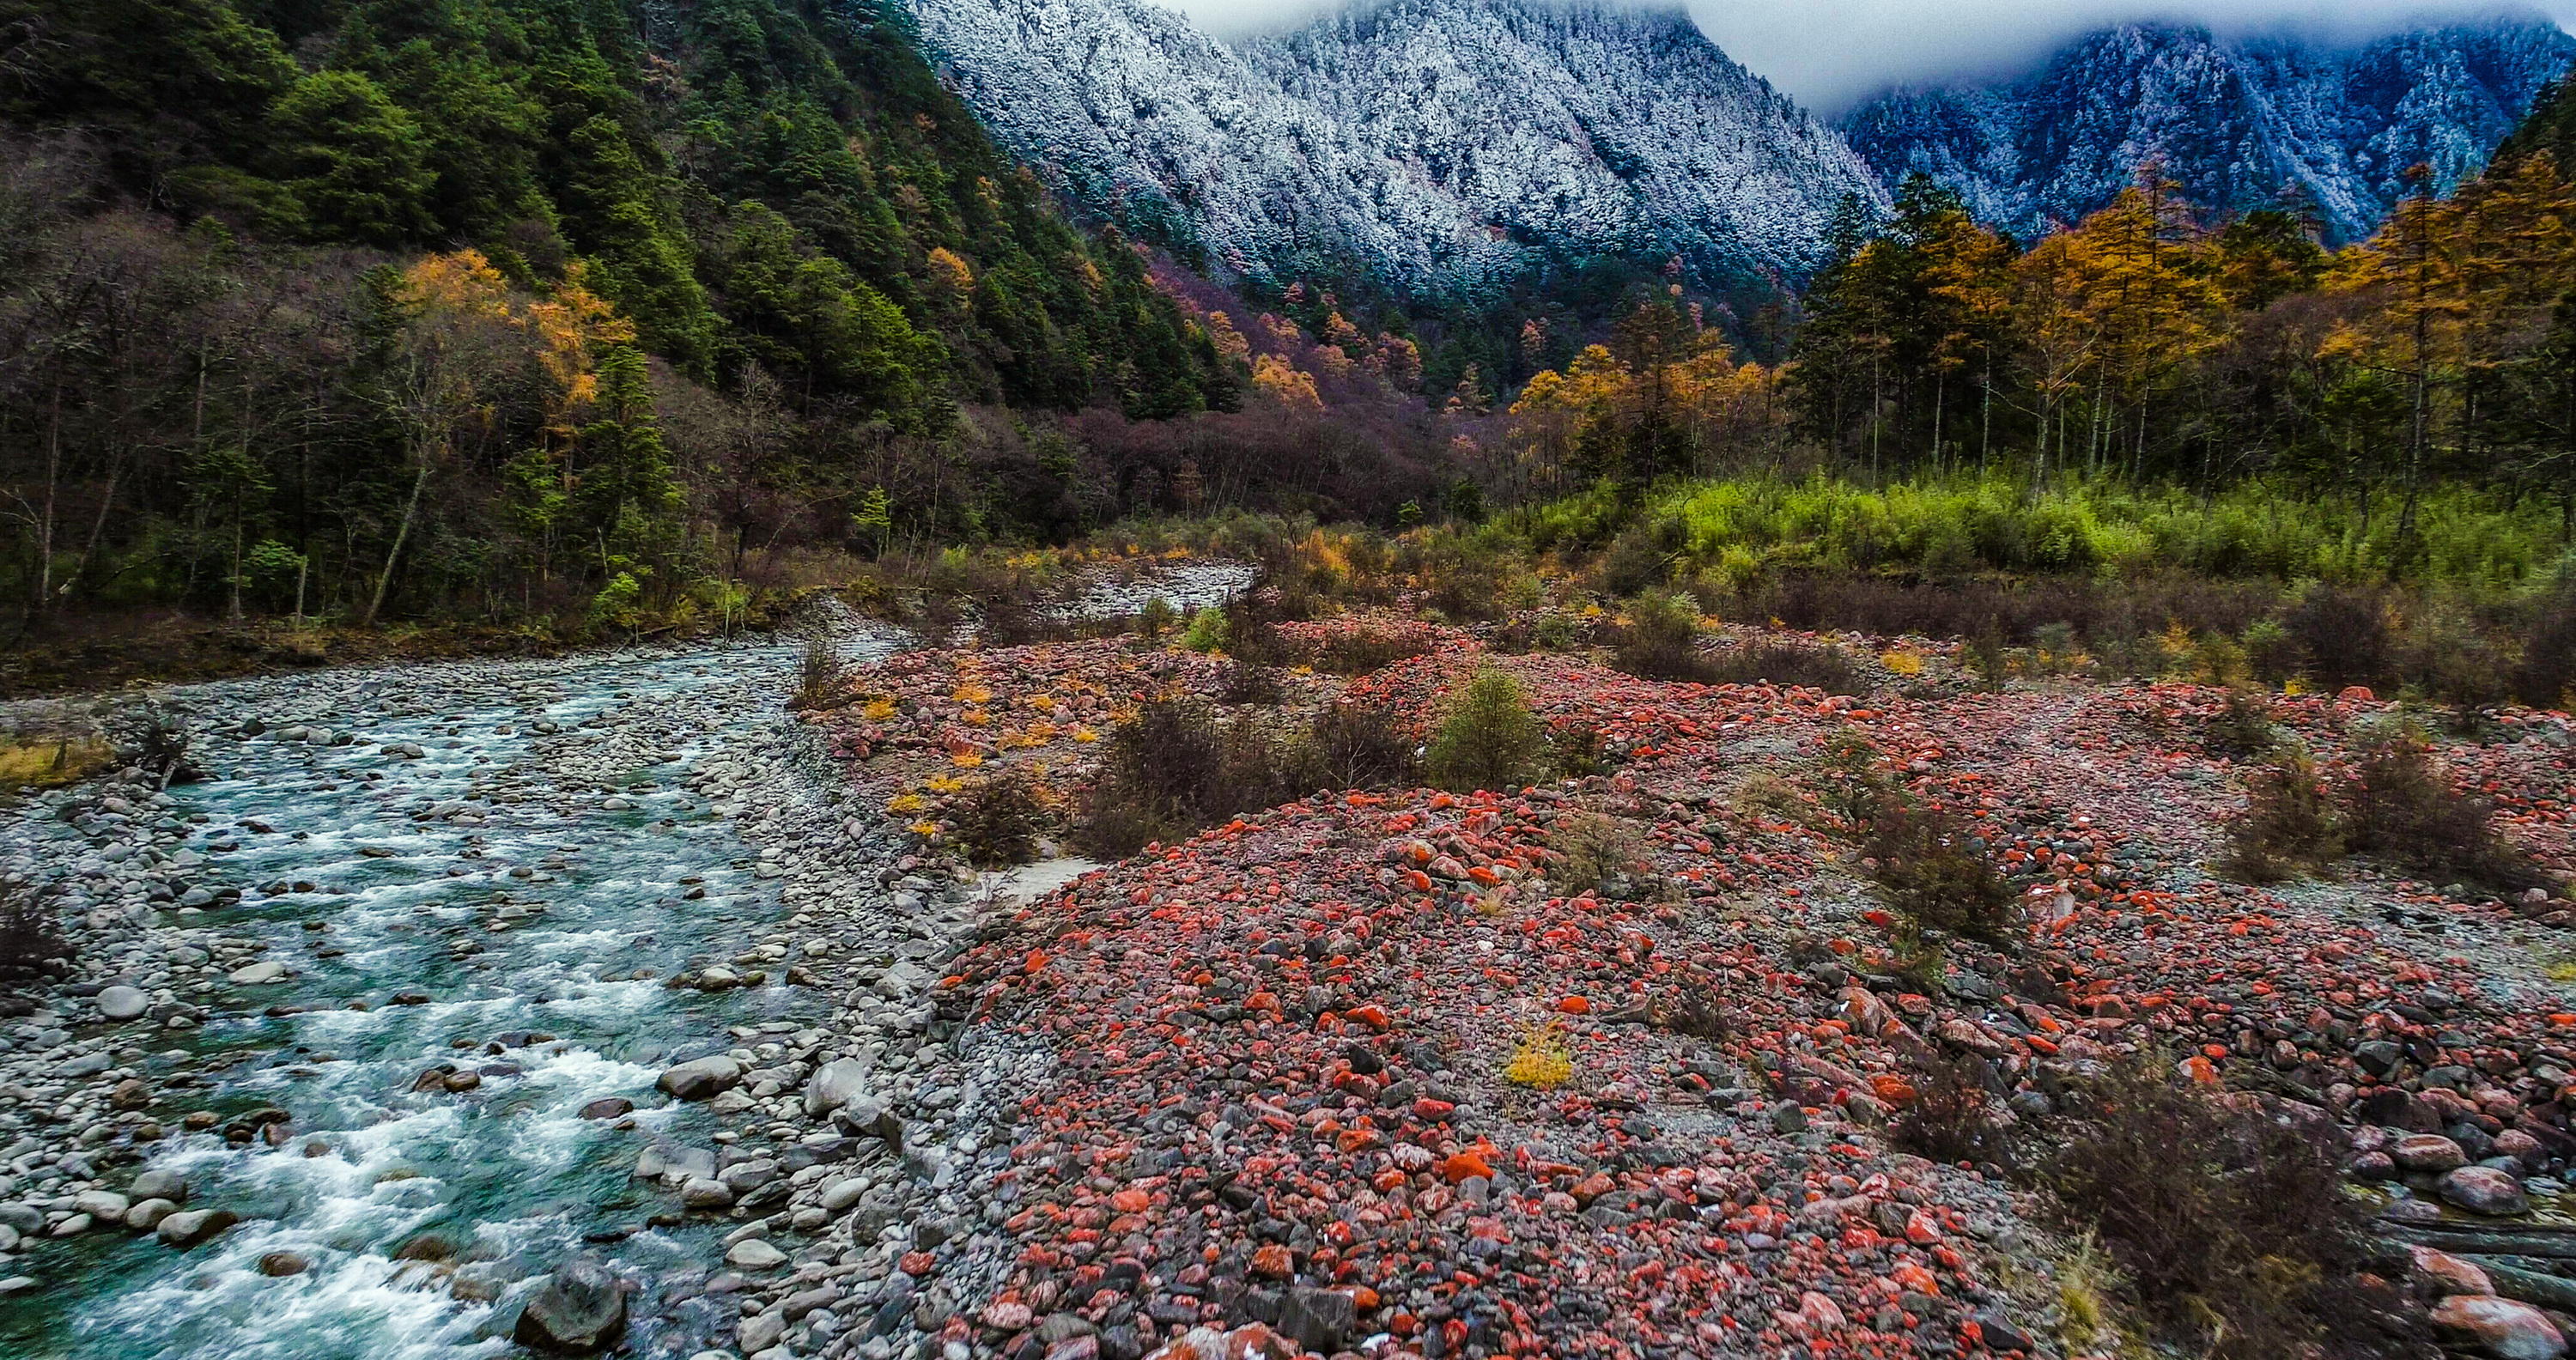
[35,378,59,611]
[365,450,434,628]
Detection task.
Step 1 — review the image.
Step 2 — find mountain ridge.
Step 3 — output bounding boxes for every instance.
[1838,17,2576,241]
[906,0,1889,299]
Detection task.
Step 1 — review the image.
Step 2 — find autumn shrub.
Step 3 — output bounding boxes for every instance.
[1546,720,1609,777]
[2391,600,2515,709]
[2044,1056,2404,1360]
[979,592,1072,647]
[1599,516,1684,596]
[1078,699,1230,857]
[1222,596,1291,667]
[2281,584,2391,693]
[2221,750,2342,883]
[1416,537,1510,622]
[1737,570,2274,660]
[1298,703,1418,791]
[1860,791,2016,944]
[953,768,1048,867]
[1079,699,1327,856]
[1891,1054,2010,1166]
[0,883,67,982]
[1137,596,1178,639]
[1426,669,1547,793]
[1218,659,1285,705]
[1703,641,1866,695]
[2339,726,2537,889]
[1814,730,1888,826]
[1547,811,1647,895]
[1311,628,1432,676]
[1502,1023,1574,1089]
[2512,580,2576,708]
[793,635,845,710]
[1651,974,1731,1038]
[2202,687,2279,758]
[1608,592,1710,681]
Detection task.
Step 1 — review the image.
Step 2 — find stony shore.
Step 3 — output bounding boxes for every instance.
[0,577,2573,1360]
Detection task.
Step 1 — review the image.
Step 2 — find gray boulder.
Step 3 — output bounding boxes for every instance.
[130,1169,188,1204]
[512,1257,629,1353]
[1280,1287,1356,1353]
[96,987,149,1021]
[656,1055,743,1102]
[155,1208,239,1248]
[803,1058,873,1119]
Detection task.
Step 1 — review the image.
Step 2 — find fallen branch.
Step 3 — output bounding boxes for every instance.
[2380,1222,2576,1260]
[2487,1261,2576,1313]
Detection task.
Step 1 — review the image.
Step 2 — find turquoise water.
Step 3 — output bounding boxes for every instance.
[0,640,886,1359]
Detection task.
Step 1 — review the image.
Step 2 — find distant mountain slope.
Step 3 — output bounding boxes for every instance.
[905,0,1888,298]
[1838,19,2576,242]
[0,0,1237,421]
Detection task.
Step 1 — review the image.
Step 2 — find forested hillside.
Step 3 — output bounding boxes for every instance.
[0,0,1243,629]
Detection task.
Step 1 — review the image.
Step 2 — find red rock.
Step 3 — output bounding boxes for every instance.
[1437,1151,1492,1183]
[2431,1296,2567,1360]
[2412,1246,2496,1297]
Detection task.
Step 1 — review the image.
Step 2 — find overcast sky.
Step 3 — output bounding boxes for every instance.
[1169,0,2576,112]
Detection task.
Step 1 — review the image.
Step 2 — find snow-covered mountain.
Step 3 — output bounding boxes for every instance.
[1839,20,2576,243]
[903,0,1888,297]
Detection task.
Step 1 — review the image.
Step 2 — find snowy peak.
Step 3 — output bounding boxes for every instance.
[1838,19,2576,242]
[905,0,1886,297]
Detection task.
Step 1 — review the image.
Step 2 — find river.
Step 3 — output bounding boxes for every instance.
[0,566,1244,1360]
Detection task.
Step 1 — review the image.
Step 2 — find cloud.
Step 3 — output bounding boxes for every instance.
[1162,0,2575,112]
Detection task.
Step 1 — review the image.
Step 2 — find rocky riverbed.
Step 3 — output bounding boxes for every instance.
[0,567,1250,1360]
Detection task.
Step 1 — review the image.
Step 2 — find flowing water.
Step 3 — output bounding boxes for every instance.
[0,634,897,1360]
[0,565,1253,1360]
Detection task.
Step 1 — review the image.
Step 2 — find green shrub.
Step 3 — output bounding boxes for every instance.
[1547,811,1647,896]
[2240,618,2300,685]
[1546,720,1609,777]
[1426,669,1547,793]
[1179,607,1228,653]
